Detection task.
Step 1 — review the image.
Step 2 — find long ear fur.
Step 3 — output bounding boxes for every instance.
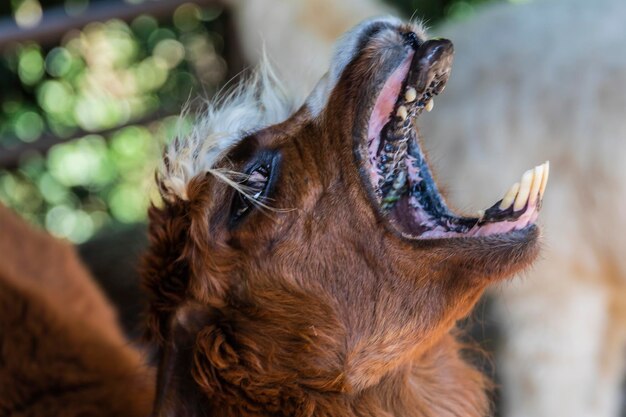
[142,201,193,344]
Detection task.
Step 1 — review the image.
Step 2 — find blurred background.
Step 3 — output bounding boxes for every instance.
[0,0,234,243]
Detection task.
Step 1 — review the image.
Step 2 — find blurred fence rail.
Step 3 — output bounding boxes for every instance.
[0,0,226,49]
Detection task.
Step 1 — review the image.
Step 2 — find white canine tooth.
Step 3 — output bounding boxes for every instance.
[539,161,550,199]
[477,209,485,221]
[514,169,534,211]
[405,87,417,103]
[396,105,408,120]
[499,182,520,210]
[528,164,544,206]
[425,99,434,112]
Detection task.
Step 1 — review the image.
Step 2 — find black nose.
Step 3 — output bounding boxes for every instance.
[403,31,420,49]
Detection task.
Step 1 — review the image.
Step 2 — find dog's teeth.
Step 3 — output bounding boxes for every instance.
[528,164,544,206]
[405,87,417,103]
[514,169,534,211]
[539,161,550,199]
[425,99,434,112]
[499,181,520,210]
[396,105,408,120]
[477,209,485,221]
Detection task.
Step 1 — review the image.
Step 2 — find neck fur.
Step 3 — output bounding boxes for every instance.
[200,334,489,417]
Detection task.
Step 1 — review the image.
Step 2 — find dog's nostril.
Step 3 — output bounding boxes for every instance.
[402,31,420,48]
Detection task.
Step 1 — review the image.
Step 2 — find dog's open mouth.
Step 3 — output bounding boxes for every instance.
[361,38,549,239]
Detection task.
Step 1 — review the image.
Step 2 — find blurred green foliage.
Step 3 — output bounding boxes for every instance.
[0,0,519,244]
[0,0,227,243]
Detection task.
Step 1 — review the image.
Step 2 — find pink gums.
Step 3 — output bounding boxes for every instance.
[406,152,542,239]
[362,52,541,239]
[469,205,540,237]
[366,53,413,185]
[418,203,541,239]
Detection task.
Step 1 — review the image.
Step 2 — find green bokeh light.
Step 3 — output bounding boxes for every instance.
[148,28,176,50]
[37,80,75,114]
[47,135,116,188]
[18,46,45,85]
[108,183,149,223]
[131,14,158,39]
[45,47,75,77]
[173,3,202,32]
[45,205,94,243]
[14,111,44,142]
[153,39,185,69]
[38,172,70,204]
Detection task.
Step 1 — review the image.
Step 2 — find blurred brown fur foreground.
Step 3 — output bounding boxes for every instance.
[0,204,154,416]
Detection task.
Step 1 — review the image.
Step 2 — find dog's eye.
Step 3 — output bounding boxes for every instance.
[230,152,278,225]
[233,165,269,218]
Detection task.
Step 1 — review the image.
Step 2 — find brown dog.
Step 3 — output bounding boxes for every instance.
[0,204,154,416]
[144,18,547,417]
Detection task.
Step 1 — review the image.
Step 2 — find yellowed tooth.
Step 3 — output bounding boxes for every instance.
[499,182,520,210]
[396,105,408,120]
[514,169,534,211]
[405,87,417,103]
[539,161,550,199]
[528,164,544,206]
[425,99,434,112]
[477,209,485,221]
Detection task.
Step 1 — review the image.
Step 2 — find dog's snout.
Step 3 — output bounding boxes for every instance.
[326,17,422,78]
[306,17,428,118]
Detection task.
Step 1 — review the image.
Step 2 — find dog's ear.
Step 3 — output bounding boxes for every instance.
[142,202,193,344]
[153,304,218,417]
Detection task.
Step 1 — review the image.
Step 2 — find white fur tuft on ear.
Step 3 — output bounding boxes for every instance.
[158,55,296,201]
